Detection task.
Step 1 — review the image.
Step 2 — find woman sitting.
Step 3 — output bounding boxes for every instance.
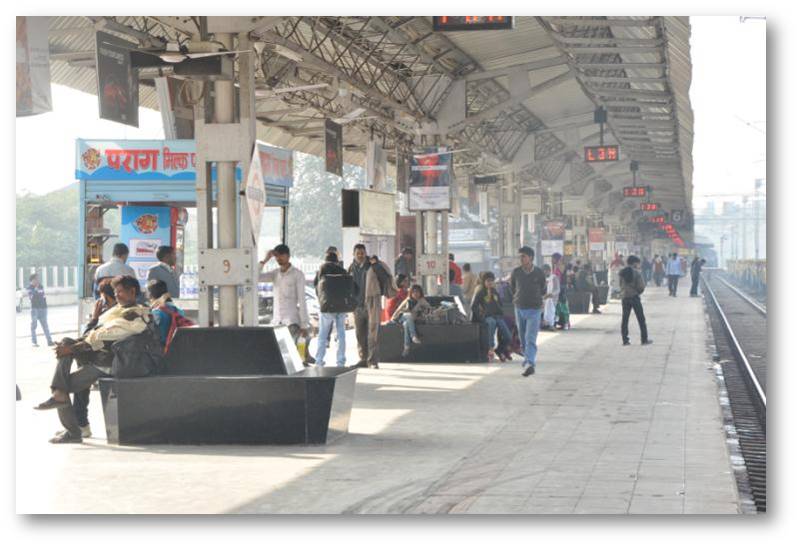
[384,274,409,322]
[471,272,513,362]
[390,284,431,357]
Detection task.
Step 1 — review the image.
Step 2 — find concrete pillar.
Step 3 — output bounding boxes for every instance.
[214,32,238,327]
[424,211,438,295]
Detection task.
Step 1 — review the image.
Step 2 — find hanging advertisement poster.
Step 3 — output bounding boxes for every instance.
[120,206,172,287]
[325,119,343,177]
[588,227,606,252]
[96,31,139,127]
[409,147,451,211]
[257,142,293,206]
[367,140,387,189]
[396,149,409,194]
[540,220,566,257]
[16,16,52,117]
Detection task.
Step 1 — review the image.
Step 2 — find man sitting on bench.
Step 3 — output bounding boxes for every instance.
[34,275,151,444]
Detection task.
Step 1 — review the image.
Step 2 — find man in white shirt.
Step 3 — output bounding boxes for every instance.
[259,244,311,344]
[95,243,137,283]
[666,253,683,297]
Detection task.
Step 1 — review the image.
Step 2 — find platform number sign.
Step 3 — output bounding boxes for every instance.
[432,16,514,31]
[584,145,619,163]
[671,209,684,224]
[417,253,447,276]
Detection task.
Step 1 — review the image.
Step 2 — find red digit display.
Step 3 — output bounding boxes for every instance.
[624,186,647,198]
[584,145,620,163]
[433,16,514,31]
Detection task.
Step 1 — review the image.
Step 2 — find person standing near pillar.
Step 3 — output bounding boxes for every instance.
[448,253,463,300]
[348,244,371,368]
[27,274,54,347]
[259,244,311,353]
[511,246,547,377]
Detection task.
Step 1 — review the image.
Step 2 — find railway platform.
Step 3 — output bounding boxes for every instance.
[16,287,741,514]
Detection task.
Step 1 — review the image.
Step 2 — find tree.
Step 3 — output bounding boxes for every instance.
[287,152,365,259]
[16,186,80,268]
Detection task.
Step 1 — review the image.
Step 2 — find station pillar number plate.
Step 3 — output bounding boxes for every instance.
[198,248,256,286]
[417,253,448,276]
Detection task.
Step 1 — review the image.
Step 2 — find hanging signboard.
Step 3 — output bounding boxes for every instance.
[257,142,293,188]
[75,139,246,181]
[541,220,566,257]
[325,119,343,177]
[16,16,52,117]
[95,31,139,127]
[432,16,514,31]
[367,140,387,189]
[584,145,619,163]
[396,150,409,194]
[588,227,606,251]
[409,147,452,211]
[244,145,266,245]
[521,194,542,213]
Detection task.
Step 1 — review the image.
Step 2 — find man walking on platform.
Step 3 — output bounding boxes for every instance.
[619,256,653,346]
[666,253,683,296]
[27,273,54,347]
[511,246,547,378]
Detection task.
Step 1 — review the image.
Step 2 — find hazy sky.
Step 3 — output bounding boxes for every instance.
[15,16,767,210]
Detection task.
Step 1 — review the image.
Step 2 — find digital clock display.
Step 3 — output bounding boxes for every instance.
[584,145,619,163]
[640,202,660,212]
[623,186,647,198]
[648,216,665,224]
[433,16,514,31]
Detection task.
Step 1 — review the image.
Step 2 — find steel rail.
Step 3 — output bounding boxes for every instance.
[701,274,767,416]
[716,275,767,317]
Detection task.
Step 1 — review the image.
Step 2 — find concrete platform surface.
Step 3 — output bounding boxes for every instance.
[15,288,740,514]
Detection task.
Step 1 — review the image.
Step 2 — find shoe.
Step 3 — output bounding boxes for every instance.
[411,335,422,344]
[623,341,631,346]
[495,350,506,363]
[503,351,513,362]
[49,431,82,444]
[522,364,535,377]
[642,339,654,345]
[34,397,70,411]
[355,361,368,368]
[32,343,39,348]
[401,346,410,357]
[47,341,56,347]
[368,363,379,369]
[55,425,92,438]
[592,309,602,314]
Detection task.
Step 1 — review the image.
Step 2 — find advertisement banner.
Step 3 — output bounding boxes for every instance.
[120,206,172,287]
[409,147,452,211]
[16,16,52,117]
[325,119,343,177]
[367,140,387,189]
[257,142,293,188]
[75,139,244,182]
[541,220,566,257]
[588,227,606,252]
[96,31,139,127]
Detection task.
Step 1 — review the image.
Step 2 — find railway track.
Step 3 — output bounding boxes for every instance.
[702,272,767,513]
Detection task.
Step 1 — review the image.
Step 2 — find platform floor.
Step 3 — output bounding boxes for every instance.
[15,287,740,514]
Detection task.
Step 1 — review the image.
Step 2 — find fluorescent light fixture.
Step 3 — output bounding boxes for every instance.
[272,83,329,94]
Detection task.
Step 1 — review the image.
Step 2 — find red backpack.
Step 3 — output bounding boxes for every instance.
[157,304,196,354]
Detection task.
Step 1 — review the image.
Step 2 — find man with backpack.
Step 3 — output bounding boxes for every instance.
[313,252,354,367]
[147,279,194,353]
[34,276,154,444]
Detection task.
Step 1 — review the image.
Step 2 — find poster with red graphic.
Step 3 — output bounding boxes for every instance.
[324,119,343,177]
[409,147,451,211]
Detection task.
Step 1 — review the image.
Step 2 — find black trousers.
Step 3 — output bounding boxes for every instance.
[621,295,648,343]
[690,275,700,296]
[667,275,680,296]
[50,346,111,437]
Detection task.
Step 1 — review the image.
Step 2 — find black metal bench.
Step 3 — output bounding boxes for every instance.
[99,326,357,445]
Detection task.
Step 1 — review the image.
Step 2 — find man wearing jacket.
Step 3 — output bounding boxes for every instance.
[314,252,351,367]
[27,273,54,347]
[619,256,653,346]
[348,245,395,369]
[34,275,151,444]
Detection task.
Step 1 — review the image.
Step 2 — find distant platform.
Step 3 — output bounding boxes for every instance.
[16,286,740,514]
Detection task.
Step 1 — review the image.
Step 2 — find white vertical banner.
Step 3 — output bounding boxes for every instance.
[479,190,489,224]
[16,16,52,117]
[366,139,387,191]
[243,145,265,246]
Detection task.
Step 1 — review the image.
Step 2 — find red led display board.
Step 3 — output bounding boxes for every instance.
[584,145,619,162]
[623,186,647,198]
[640,202,660,212]
[432,17,514,31]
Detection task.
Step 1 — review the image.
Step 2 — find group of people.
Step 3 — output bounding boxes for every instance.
[29,241,189,444]
[619,253,706,298]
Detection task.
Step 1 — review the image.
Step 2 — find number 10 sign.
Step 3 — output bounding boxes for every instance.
[417,253,448,276]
